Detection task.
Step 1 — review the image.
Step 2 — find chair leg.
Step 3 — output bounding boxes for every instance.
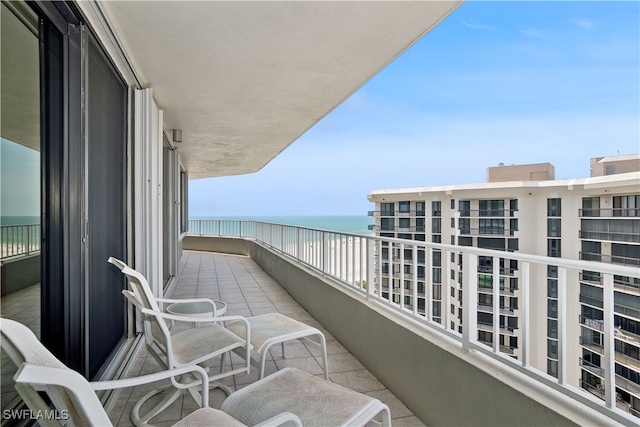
[319,334,329,380]
[131,385,183,426]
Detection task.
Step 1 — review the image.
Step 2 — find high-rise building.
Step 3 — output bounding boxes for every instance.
[368,154,640,415]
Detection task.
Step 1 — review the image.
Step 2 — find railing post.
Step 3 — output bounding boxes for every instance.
[240,221,243,237]
[367,238,374,299]
[296,227,302,259]
[462,252,478,352]
[603,273,616,409]
[322,232,329,274]
[521,262,530,368]
[412,245,418,315]
[25,226,30,255]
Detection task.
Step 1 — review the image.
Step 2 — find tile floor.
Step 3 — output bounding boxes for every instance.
[1,283,41,413]
[108,250,425,426]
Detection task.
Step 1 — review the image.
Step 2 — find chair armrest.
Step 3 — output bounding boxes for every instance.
[255,412,302,427]
[91,364,210,408]
[141,308,247,326]
[156,297,216,307]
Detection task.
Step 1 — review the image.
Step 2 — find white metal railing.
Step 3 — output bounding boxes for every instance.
[1,225,41,259]
[188,219,640,424]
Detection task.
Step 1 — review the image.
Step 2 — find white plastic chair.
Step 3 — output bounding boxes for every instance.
[0,318,299,427]
[2,319,391,426]
[108,257,252,425]
[109,257,329,381]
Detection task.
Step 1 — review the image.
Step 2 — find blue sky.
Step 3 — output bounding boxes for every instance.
[190,1,639,217]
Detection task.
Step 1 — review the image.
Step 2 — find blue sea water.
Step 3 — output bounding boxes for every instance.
[1,216,40,226]
[191,215,374,236]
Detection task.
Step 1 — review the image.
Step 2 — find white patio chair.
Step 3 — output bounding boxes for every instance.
[2,319,391,427]
[0,318,299,427]
[109,257,329,381]
[108,257,252,425]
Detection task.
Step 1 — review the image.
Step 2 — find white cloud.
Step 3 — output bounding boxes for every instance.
[572,18,594,30]
[520,28,551,39]
[461,19,494,31]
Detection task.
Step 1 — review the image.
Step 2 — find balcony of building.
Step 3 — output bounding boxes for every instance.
[175,220,640,425]
[105,250,422,426]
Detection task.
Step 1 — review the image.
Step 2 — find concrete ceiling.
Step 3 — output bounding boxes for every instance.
[100,1,463,179]
[1,3,40,151]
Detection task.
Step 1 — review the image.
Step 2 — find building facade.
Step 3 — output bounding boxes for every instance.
[368,156,640,415]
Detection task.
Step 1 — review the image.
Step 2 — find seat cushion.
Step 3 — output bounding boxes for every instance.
[221,368,381,427]
[172,407,246,427]
[227,313,319,352]
[171,323,248,366]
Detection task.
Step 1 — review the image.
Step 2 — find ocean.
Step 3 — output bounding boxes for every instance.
[190,215,374,236]
[1,216,40,226]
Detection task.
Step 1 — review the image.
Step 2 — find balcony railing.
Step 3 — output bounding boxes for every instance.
[580,252,640,267]
[0,225,41,259]
[579,208,640,218]
[188,219,640,423]
[368,210,426,217]
[459,227,516,237]
[369,225,426,232]
[458,209,517,218]
[579,231,640,244]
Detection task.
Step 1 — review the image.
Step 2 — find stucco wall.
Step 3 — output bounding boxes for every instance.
[183,235,250,256]
[1,254,40,295]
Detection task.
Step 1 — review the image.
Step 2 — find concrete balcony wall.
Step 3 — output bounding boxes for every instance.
[182,236,615,426]
[1,254,40,296]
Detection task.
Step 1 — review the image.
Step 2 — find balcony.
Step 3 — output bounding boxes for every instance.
[174,220,640,425]
[106,251,421,426]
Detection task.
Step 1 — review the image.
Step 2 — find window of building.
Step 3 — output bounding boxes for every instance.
[507,238,519,252]
[416,201,425,216]
[509,199,518,216]
[547,239,561,257]
[547,198,561,217]
[451,235,455,245]
[451,199,455,209]
[478,238,506,251]
[479,218,504,235]
[459,218,470,234]
[459,200,470,217]
[547,319,558,339]
[581,240,601,261]
[380,217,395,231]
[397,233,412,240]
[399,201,410,213]
[547,359,558,378]
[479,200,504,217]
[547,218,561,237]
[613,195,640,217]
[432,201,441,216]
[432,250,442,267]
[432,267,441,283]
[458,236,472,246]
[381,202,394,216]
[432,218,441,233]
[509,218,518,232]
[548,299,558,318]
[432,234,441,243]
[547,340,558,359]
[548,279,558,298]
[416,218,425,232]
[548,265,558,278]
[581,197,600,217]
[450,218,455,228]
[415,234,426,241]
[399,218,410,229]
